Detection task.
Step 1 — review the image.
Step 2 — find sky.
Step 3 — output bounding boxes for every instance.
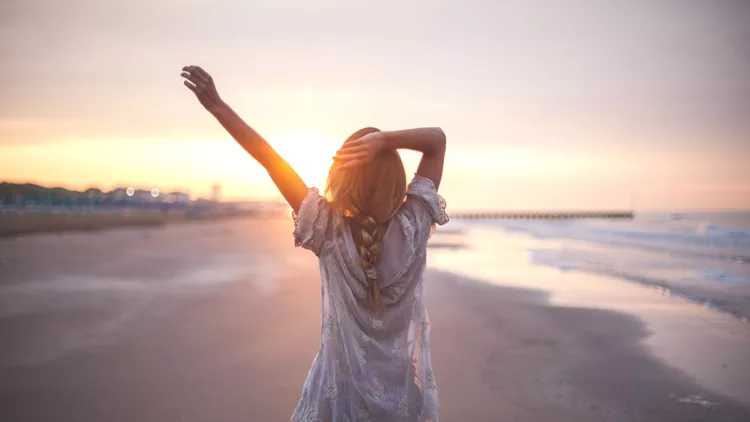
[1,0,749,211]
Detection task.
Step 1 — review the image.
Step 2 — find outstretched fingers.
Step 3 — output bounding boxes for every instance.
[181,65,223,112]
[183,80,199,94]
[181,71,202,87]
[194,66,213,83]
[183,65,211,82]
[181,65,213,88]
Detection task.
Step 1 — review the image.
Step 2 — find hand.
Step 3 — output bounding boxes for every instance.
[333,132,386,169]
[181,65,224,113]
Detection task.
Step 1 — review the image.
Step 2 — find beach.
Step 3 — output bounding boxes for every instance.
[0,209,270,238]
[1,218,749,421]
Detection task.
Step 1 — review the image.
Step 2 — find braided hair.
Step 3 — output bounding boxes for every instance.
[326,128,407,309]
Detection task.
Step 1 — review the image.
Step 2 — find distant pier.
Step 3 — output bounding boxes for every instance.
[452,211,634,220]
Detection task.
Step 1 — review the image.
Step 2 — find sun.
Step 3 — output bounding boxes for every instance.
[268,131,341,188]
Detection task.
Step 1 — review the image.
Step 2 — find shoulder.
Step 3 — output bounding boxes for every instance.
[392,175,449,247]
[403,175,449,227]
[293,188,334,255]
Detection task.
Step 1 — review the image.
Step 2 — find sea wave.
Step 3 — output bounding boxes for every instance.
[697,223,750,238]
[461,212,750,321]
[492,220,750,263]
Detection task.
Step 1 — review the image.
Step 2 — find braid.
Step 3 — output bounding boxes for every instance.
[325,127,408,310]
[357,215,387,309]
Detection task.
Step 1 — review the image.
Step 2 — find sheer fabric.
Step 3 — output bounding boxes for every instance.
[291,175,449,422]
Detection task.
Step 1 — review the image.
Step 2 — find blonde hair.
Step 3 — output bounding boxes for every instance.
[325,128,407,309]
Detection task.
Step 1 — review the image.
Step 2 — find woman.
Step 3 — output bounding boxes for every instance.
[182,65,448,421]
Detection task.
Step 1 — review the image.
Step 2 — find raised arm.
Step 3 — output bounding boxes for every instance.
[181,66,308,212]
[334,127,446,189]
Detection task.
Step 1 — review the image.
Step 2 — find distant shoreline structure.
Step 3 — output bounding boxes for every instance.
[0,182,289,238]
[0,181,286,211]
[1,182,192,207]
[451,211,634,220]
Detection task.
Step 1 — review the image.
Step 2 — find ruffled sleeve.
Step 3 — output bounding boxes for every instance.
[292,188,331,256]
[406,175,449,226]
[400,175,449,245]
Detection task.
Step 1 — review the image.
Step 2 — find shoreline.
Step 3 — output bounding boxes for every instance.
[428,231,750,407]
[426,269,750,420]
[529,260,750,324]
[0,209,286,238]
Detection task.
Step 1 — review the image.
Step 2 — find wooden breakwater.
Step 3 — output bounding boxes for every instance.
[452,211,634,220]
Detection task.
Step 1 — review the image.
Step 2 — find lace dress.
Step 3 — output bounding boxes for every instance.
[291,175,449,422]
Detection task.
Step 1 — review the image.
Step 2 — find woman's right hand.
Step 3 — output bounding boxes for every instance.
[181,65,225,114]
[333,132,387,169]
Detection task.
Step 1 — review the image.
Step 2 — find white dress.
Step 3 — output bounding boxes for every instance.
[291,175,449,422]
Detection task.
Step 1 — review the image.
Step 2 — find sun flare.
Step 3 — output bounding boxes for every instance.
[268,131,341,188]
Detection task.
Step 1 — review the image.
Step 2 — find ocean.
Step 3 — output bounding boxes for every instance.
[430,212,750,322]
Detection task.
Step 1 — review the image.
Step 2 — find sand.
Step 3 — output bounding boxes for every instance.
[0,209,263,238]
[0,219,749,421]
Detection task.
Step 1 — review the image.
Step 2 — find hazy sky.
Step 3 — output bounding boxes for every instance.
[1,0,749,210]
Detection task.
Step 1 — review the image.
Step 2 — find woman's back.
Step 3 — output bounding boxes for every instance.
[291,175,448,422]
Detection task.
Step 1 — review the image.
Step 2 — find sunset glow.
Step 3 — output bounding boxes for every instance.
[268,131,340,189]
[1,0,748,210]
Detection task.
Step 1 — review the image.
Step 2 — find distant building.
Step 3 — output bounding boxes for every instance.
[85,188,102,199]
[112,188,128,200]
[211,184,222,202]
[165,192,190,204]
[110,187,166,203]
[133,189,153,202]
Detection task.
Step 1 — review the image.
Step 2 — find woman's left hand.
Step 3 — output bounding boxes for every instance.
[181,65,224,113]
[333,132,386,169]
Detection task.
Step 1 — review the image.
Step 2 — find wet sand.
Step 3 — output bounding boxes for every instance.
[1,219,749,421]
